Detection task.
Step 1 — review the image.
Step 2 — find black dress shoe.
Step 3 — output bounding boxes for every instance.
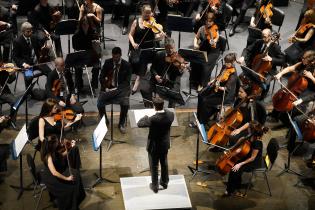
[229,28,235,37]
[150,183,158,193]
[122,27,128,35]
[118,125,127,134]
[160,182,168,189]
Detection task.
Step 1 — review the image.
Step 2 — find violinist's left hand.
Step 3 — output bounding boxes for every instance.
[232,163,242,172]
[218,86,225,91]
[70,94,77,105]
[262,55,272,62]
[71,140,76,147]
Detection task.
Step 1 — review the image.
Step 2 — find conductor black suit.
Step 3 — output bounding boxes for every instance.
[137,109,174,191]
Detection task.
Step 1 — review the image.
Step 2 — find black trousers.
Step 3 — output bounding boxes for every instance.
[226,163,253,194]
[75,66,100,91]
[287,114,306,153]
[148,151,169,188]
[228,0,256,30]
[97,89,130,126]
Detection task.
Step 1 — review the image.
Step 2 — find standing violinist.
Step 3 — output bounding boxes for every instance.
[196,53,239,125]
[128,3,165,95]
[45,57,84,115]
[238,28,285,99]
[268,50,315,126]
[222,121,268,197]
[97,47,131,134]
[140,38,188,108]
[285,9,315,65]
[194,11,221,88]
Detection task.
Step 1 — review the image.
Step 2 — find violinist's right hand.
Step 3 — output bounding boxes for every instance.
[22,63,31,69]
[230,128,241,136]
[155,75,163,83]
[288,36,297,43]
[237,56,245,64]
[66,175,74,181]
[250,22,256,28]
[195,13,201,21]
[74,114,83,122]
[194,44,200,50]
[132,43,139,50]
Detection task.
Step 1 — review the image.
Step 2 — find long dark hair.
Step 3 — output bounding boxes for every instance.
[39,98,58,118]
[40,135,59,164]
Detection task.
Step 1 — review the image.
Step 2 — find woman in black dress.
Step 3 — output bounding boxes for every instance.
[40,135,86,210]
[128,3,165,94]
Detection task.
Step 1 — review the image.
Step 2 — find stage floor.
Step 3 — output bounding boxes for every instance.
[1,112,315,210]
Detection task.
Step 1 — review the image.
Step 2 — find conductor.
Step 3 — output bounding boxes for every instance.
[137,97,174,193]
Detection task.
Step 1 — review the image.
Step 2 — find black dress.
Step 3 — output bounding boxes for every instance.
[41,152,86,210]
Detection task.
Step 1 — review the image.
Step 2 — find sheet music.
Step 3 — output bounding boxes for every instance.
[92,116,108,151]
[12,124,28,159]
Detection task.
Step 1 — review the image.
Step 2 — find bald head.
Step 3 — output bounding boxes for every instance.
[55,57,65,72]
[262,28,272,43]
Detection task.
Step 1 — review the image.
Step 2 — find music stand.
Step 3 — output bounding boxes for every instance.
[178,48,208,100]
[155,85,186,106]
[241,65,267,90]
[10,124,33,200]
[65,50,97,99]
[91,116,117,188]
[12,81,36,127]
[187,113,228,180]
[278,113,305,177]
[167,15,193,48]
[55,19,79,54]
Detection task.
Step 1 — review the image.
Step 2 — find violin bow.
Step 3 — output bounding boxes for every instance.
[0,76,10,96]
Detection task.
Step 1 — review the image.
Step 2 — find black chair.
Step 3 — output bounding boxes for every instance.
[271,7,285,33]
[221,3,233,50]
[26,154,47,210]
[245,138,280,196]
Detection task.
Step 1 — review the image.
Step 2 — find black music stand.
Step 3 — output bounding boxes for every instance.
[55,19,79,55]
[241,65,267,91]
[167,15,193,48]
[12,81,36,127]
[10,124,34,200]
[155,84,186,106]
[278,113,305,177]
[178,48,208,100]
[65,50,97,99]
[104,103,127,151]
[187,113,227,179]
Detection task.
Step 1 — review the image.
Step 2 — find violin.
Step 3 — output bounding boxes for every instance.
[295,23,315,38]
[205,24,218,48]
[258,1,273,23]
[0,63,21,73]
[57,138,75,155]
[165,52,189,73]
[143,17,164,34]
[272,71,309,112]
[54,109,76,121]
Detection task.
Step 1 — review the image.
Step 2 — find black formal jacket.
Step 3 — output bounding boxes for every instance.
[99,58,132,92]
[0,71,16,94]
[137,109,174,154]
[45,69,75,102]
[12,34,43,67]
[242,39,285,69]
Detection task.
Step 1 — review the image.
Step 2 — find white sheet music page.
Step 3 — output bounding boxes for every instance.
[92,116,108,151]
[12,124,28,159]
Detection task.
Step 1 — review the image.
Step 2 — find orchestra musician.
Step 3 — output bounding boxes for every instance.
[128,3,165,95]
[0,4,17,62]
[268,50,315,126]
[285,9,315,65]
[222,121,268,197]
[28,0,62,57]
[196,53,239,125]
[72,0,103,94]
[97,47,132,134]
[45,57,84,115]
[229,86,267,143]
[140,37,187,108]
[137,96,175,193]
[0,62,18,129]
[296,0,315,30]
[228,0,256,37]
[40,135,86,210]
[194,11,221,87]
[193,0,227,32]
[238,28,285,99]
[111,0,133,35]
[12,22,49,89]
